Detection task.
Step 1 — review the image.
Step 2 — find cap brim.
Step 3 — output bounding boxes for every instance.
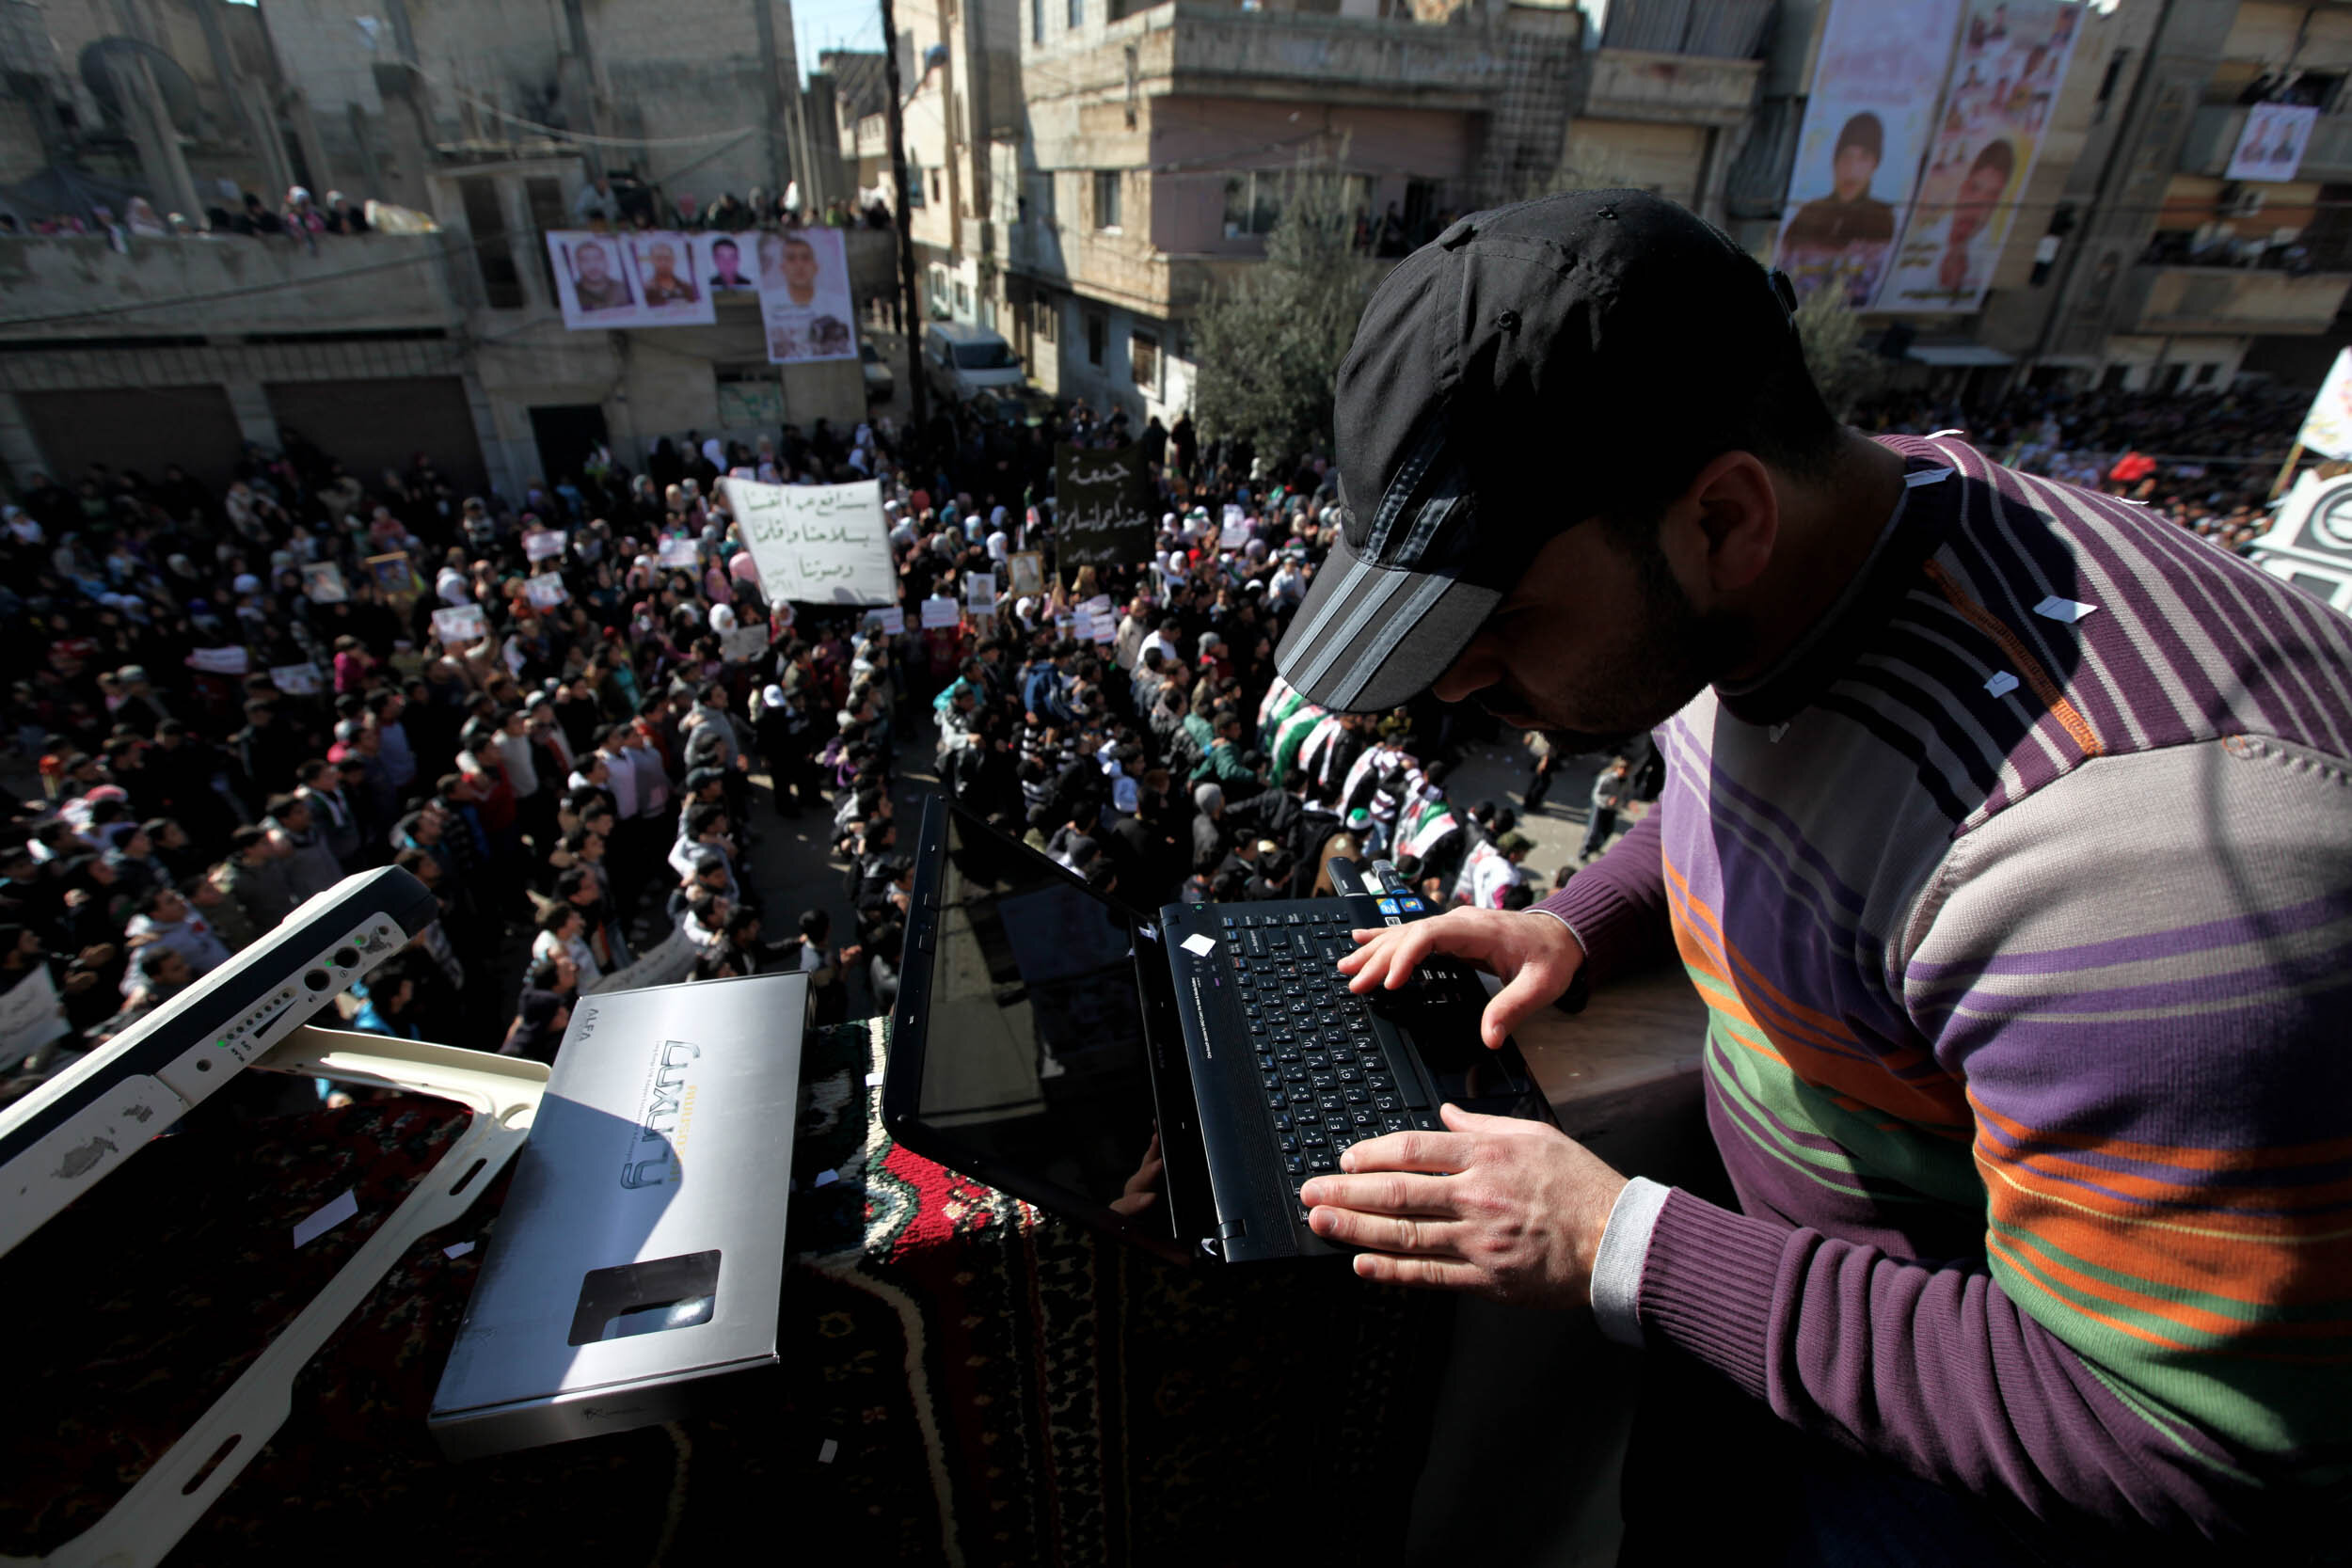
[1274,531,1500,713]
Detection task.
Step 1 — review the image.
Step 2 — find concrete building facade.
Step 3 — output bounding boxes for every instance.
[0,0,898,500]
[999,0,1781,428]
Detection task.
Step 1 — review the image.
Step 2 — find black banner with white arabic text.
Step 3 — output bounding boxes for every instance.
[1053,443,1157,569]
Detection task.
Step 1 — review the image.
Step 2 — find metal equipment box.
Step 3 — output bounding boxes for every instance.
[427,973,808,1458]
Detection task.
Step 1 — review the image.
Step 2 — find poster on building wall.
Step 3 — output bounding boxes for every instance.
[2296,347,2352,462]
[548,231,644,328]
[1877,0,2086,313]
[1054,443,1157,570]
[1773,0,1964,309]
[755,227,861,364]
[704,232,760,294]
[547,230,722,329]
[2227,103,2319,182]
[723,477,897,604]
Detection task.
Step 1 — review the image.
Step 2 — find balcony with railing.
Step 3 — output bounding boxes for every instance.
[1582,0,1769,126]
[2120,261,2352,336]
[0,233,463,342]
[1038,3,1508,111]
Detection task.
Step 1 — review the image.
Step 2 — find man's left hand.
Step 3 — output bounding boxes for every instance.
[1300,1104,1628,1309]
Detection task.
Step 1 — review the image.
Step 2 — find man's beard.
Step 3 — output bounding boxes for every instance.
[1475,537,1748,745]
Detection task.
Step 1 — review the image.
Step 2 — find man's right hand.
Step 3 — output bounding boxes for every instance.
[1338,908,1584,1050]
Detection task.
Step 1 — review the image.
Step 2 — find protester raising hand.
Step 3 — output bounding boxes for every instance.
[1337,906,1582,1050]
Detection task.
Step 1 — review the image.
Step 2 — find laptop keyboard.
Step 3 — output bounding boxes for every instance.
[1215,908,1446,1223]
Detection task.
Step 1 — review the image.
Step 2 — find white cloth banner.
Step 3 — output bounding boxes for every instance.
[525,574,568,609]
[724,478,897,605]
[2298,347,2352,462]
[432,605,487,643]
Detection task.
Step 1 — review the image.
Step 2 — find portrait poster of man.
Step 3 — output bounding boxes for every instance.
[704,233,758,293]
[757,227,861,364]
[548,231,646,328]
[1772,0,1962,310]
[1879,0,2084,312]
[2227,102,2319,182]
[628,232,714,325]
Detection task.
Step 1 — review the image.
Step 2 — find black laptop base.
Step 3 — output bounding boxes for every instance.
[1157,895,1555,1263]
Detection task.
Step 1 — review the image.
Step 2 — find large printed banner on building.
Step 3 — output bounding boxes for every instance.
[1877,0,2085,313]
[2227,103,2319,182]
[723,477,897,604]
[755,227,860,364]
[1054,443,1157,569]
[1774,0,1963,309]
[548,230,735,329]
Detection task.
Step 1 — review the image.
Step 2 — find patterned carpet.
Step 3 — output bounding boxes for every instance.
[3,1020,1444,1566]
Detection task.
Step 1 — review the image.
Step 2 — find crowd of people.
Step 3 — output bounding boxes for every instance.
[0,396,1596,1101]
[1857,378,2317,552]
[0,348,2327,1095]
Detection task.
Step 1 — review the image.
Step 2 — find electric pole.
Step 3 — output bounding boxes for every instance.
[879,0,929,437]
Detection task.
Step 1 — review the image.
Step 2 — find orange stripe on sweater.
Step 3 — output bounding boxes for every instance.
[1993,1225,2352,1341]
[1976,1090,2352,1203]
[1664,853,1972,1130]
[1978,1152,2352,1307]
[1983,1233,2197,1354]
[1971,1089,2352,1175]
[1921,558,2102,759]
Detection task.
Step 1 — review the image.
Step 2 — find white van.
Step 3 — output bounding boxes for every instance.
[922,322,1028,404]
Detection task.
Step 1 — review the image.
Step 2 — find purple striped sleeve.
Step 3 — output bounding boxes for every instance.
[1635,1189,2253,1543]
[1534,810,1671,986]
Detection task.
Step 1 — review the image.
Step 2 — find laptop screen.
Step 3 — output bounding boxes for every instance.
[906,804,1174,1243]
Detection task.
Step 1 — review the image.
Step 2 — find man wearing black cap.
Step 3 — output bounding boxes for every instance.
[1280,192,2352,1557]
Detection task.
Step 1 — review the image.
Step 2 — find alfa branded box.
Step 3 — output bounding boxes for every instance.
[428,973,808,1458]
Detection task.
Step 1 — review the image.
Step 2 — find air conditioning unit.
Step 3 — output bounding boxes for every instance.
[2219,182,2265,217]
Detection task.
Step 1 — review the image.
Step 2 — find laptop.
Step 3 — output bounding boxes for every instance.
[884,795,1555,1264]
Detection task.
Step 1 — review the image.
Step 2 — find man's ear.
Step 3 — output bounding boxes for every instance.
[1662,450,1778,601]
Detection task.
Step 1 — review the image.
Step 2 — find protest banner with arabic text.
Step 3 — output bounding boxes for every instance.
[723,478,897,605]
[1054,444,1156,570]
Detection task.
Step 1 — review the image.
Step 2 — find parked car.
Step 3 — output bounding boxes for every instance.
[922,322,1027,404]
[860,340,894,403]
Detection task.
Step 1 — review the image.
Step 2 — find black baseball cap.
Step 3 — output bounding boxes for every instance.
[1274,191,1804,713]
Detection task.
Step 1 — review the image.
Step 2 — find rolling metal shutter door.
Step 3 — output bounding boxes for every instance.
[264,376,487,496]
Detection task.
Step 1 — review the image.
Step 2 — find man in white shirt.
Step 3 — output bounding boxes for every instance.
[491,708,540,801]
[532,905,603,984]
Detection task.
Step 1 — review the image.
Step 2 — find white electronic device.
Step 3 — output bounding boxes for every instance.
[0,868,551,1568]
[0,867,442,1255]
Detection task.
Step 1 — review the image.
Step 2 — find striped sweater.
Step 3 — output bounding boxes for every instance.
[1540,435,2352,1545]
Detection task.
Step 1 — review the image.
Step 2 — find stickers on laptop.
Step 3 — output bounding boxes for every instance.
[1180,932,1219,958]
[1400,897,1423,911]
[1376,898,1399,915]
